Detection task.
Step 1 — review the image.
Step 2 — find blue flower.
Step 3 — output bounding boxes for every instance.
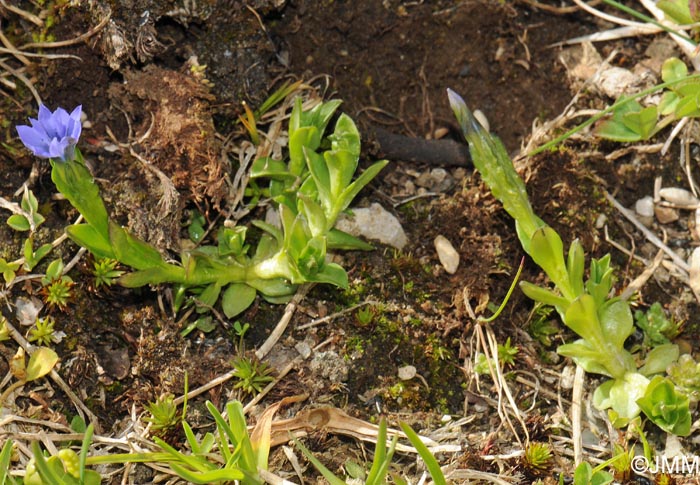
[16,104,82,161]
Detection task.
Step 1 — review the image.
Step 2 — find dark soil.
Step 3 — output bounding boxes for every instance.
[2,0,698,483]
[271,0,591,151]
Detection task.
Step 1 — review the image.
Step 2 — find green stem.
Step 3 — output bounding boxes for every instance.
[601,0,695,45]
[530,73,700,155]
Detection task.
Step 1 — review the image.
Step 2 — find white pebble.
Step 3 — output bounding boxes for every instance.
[434,235,460,274]
[635,196,654,218]
[398,365,417,380]
[659,187,699,208]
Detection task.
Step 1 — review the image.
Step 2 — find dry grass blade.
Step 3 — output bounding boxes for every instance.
[19,13,110,49]
[0,0,42,26]
[256,283,313,360]
[268,407,455,454]
[605,191,689,273]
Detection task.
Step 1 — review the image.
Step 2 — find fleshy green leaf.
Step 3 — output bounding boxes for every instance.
[7,214,31,231]
[305,261,348,287]
[221,283,257,318]
[336,160,389,220]
[109,222,165,270]
[621,105,657,140]
[662,57,689,83]
[658,91,680,116]
[658,0,694,24]
[327,228,374,251]
[593,372,649,421]
[448,88,545,247]
[195,283,221,313]
[519,281,570,311]
[595,118,645,142]
[51,153,109,240]
[66,224,114,259]
[639,345,679,376]
[567,239,585,297]
[674,93,700,118]
[249,157,295,180]
[557,340,610,377]
[637,375,691,435]
[529,227,573,300]
[598,300,633,350]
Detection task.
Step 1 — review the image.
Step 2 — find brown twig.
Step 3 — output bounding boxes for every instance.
[19,13,111,50]
[256,283,313,360]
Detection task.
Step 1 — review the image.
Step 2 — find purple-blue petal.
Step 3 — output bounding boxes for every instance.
[70,105,82,121]
[37,104,51,122]
[47,138,65,159]
[53,108,70,136]
[66,117,82,141]
[18,104,82,161]
[17,125,43,148]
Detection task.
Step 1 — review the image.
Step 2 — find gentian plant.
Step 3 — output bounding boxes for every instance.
[16,101,387,319]
[448,89,691,434]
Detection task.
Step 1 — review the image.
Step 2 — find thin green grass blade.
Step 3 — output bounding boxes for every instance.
[206,401,234,462]
[366,419,388,484]
[152,437,214,473]
[169,462,245,484]
[293,437,347,485]
[399,423,447,485]
[79,423,94,483]
[0,440,17,485]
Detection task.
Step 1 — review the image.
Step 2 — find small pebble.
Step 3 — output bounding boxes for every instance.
[398,365,417,380]
[659,187,699,208]
[595,213,607,229]
[434,235,460,274]
[635,196,654,218]
[335,203,407,249]
[295,341,312,359]
[654,206,679,224]
[15,296,43,326]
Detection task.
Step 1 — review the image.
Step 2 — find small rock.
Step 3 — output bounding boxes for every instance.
[335,203,407,249]
[597,66,642,98]
[659,187,699,208]
[665,434,686,459]
[595,213,607,229]
[398,365,417,380]
[655,206,679,224]
[635,196,654,218]
[295,341,312,359]
[15,296,43,326]
[309,351,349,384]
[434,235,460,274]
[415,168,454,192]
